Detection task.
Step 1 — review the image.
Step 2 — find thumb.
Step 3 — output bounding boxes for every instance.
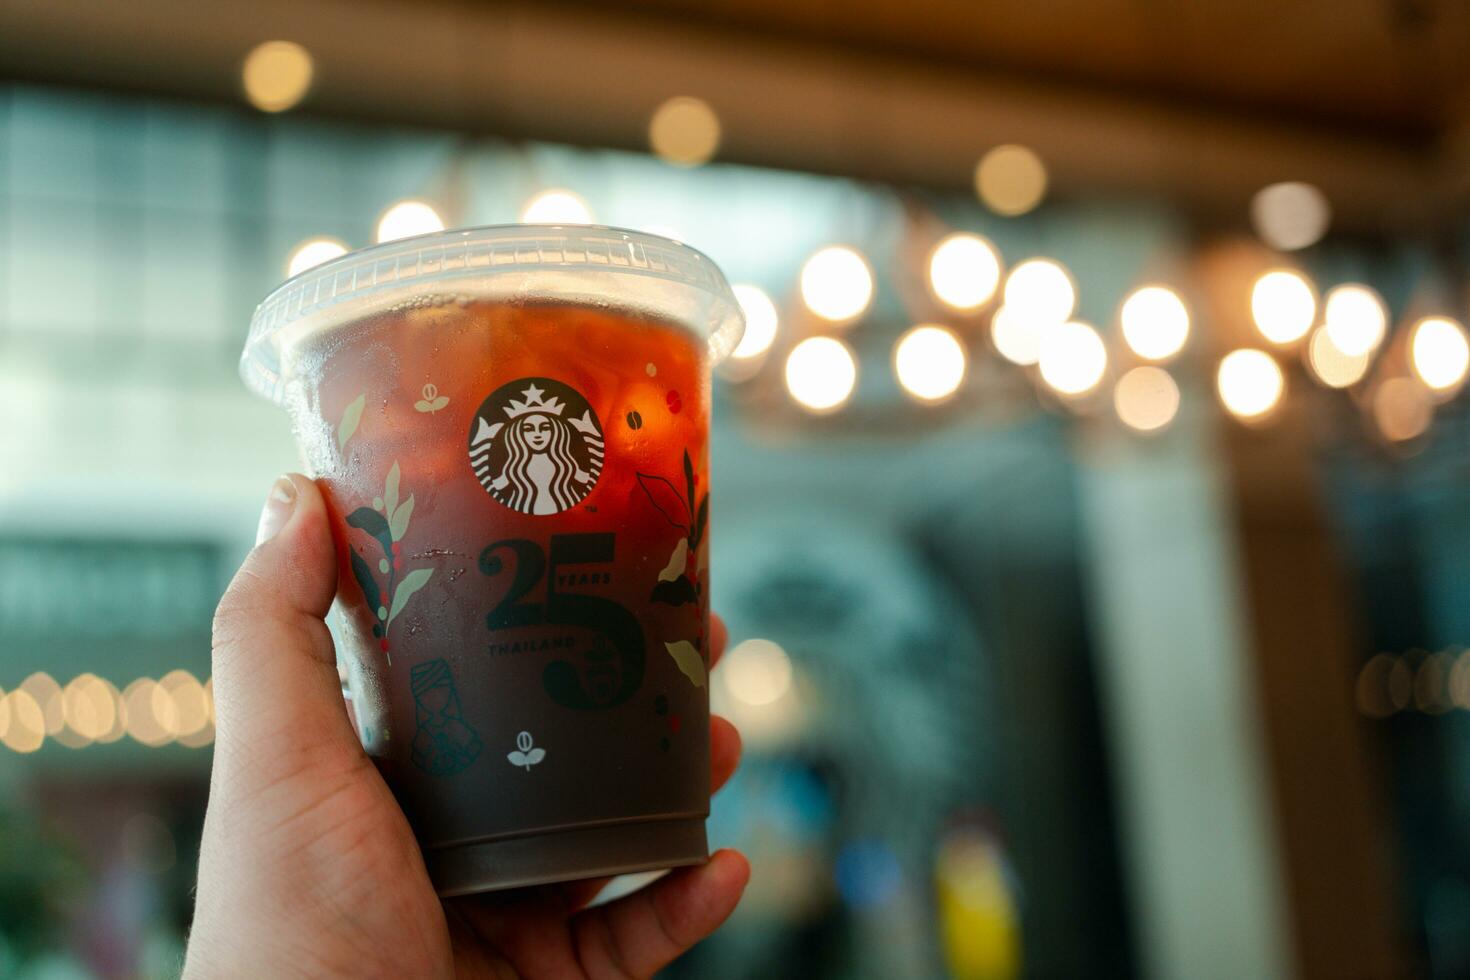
[211,473,360,791]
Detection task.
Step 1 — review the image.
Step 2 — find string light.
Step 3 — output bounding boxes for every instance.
[0,672,214,752]
[1217,349,1285,421]
[1113,366,1180,433]
[1323,285,1387,357]
[519,189,593,225]
[648,96,721,167]
[1251,270,1316,345]
[785,336,857,413]
[975,145,1048,216]
[286,238,348,278]
[1409,316,1470,392]
[242,41,314,113]
[893,324,967,403]
[724,639,793,706]
[927,233,1002,311]
[730,285,779,360]
[1003,259,1075,325]
[1038,321,1107,397]
[375,200,445,244]
[1250,182,1331,251]
[1119,285,1190,362]
[990,306,1042,366]
[20,673,63,736]
[800,246,874,323]
[1,690,44,753]
[1306,326,1371,389]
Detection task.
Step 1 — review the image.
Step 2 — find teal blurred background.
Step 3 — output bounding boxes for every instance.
[4,3,1470,978]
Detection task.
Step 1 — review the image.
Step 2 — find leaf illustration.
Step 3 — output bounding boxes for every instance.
[388,568,433,625]
[636,473,690,531]
[390,493,415,542]
[658,539,689,582]
[384,462,400,517]
[683,450,696,514]
[337,394,365,450]
[526,747,545,764]
[346,507,393,556]
[666,641,706,689]
[690,495,709,549]
[651,577,698,606]
[508,751,528,767]
[507,747,546,770]
[349,549,382,613]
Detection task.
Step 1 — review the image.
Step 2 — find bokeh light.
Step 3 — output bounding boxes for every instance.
[648,96,721,167]
[1250,182,1331,251]
[1003,259,1075,325]
[1409,316,1470,392]
[1217,349,1285,421]
[1373,377,1433,442]
[1251,270,1316,345]
[286,237,348,278]
[800,246,874,323]
[1038,321,1107,397]
[928,233,1002,311]
[20,673,64,736]
[124,679,176,748]
[1323,284,1387,357]
[1119,285,1190,362]
[161,670,211,739]
[724,639,794,706]
[375,200,445,244]
[1356,653,1398,719]
[242,40,314,113]
[730,284,779,360]
[975,145,1048,216]
[990,306,1042,366]
[63,674,116,742]
[894,324,967,403]
[785,337,858,413]
[519,189,593,225]
[1113,366,1181,433]
[1,690,44,753]
[1306,326,1371,389]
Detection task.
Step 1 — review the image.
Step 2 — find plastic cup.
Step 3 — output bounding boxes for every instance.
[241,225,743,895]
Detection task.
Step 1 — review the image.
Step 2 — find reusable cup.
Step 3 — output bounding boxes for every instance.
[241,225,744,895]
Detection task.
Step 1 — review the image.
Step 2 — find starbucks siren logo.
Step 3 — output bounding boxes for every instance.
[468,377,604,515]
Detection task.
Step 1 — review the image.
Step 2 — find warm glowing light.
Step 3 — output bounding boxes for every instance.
[975,145,1048,216]
[1217,349,1285,421]
[1,690,44,753]
[648,96,721,167]
[1306,327,1371,389]
[286,238,348,278]
[1250,182,1331,251]
[928,234,1002,311]
[990,306,1041,366]
[785,336,857,413]
[730,285,779,360]
[1409,316,1470,392]
[124,679,176,747]
[1113,366,1180,433]
[894,325,967,403]
[20,673,63,736]
[519,189,593,226]
[161,670,211,738]
[95,678,127,744]
[1003,259,1075,325]
[242,40,314,113]
[1119,285,1190,362]
[1251,270,1316,344]
[63,674,116,742]
[1038,321,1107,396]
[375,200,445,244]
[724,639,793,706]
[1323,285,1387,357]
[1356,654,1397,718]
[1373,377,1433,442]
[800,246,874,323]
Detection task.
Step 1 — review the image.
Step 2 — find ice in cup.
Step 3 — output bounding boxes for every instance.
[241,226,744,895]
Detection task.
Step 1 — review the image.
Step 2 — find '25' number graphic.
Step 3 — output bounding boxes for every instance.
[479,533,644,710]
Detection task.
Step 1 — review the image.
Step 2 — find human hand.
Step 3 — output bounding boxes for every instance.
[185,474,747,978]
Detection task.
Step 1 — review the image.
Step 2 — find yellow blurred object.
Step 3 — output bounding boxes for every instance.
[935,831,1021,980]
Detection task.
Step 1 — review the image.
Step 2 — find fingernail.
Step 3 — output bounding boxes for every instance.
[256,476,298,544]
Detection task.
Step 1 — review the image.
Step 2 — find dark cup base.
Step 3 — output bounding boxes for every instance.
[426,816,710,897]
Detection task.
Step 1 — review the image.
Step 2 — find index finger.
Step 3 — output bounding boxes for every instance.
[709,614,729,670]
